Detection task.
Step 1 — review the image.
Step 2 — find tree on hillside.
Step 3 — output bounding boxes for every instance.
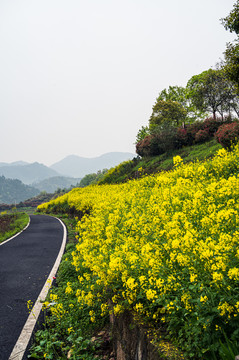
[222,0,239,34]
[222,1,239,88]
[186,69,237,119]
[219,67,239,116]
[79,169,108,187]
[79,173,97,187]
[157,86,187,105]
[224,43,239,88]
[149,99,187,131]
[135,125,150,144]
[157,85,206,122]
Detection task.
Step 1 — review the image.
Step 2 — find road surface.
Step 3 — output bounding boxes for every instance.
[0,215,65,360]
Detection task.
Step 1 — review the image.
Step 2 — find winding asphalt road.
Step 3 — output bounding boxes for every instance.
[0,215,65,360]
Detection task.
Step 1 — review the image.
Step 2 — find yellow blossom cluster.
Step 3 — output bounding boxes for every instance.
[38,145,239,352]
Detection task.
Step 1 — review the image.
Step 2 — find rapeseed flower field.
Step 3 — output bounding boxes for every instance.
[38,146,239,358]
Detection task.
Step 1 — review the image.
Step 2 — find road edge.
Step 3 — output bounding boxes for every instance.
[0,217,31,247]
[8,216,67,360]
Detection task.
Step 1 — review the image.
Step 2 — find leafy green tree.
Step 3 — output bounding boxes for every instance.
[222,1,239,87]
[157,86,187,105]
[222,0,239,34]
[186,69,237,119]
[135,126,149,144]
[79,173,98,187]
[157,85,205,122]
[220,67,239,116]
[149,99,187,131]
[79,170,108,187]
[223,41,239,88]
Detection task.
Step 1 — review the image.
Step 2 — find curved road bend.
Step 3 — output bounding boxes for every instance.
[0,215,65,360]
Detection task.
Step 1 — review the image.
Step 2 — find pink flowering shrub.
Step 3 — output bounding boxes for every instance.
[215,122,239,149]
[195,129,211,144]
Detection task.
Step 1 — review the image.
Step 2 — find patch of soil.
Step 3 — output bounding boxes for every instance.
[0,214,16,234]
[91,327,115,360]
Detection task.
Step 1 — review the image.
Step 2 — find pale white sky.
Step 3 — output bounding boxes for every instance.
[0,0,236,165]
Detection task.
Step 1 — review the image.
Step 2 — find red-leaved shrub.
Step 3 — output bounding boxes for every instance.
[136,128,178,157]
[215,122,239,149]
[175,128,191,148]
[136,117,237,157]
[136,135,153,157]
[202,117,224,136]
[186,122,204,142]
[195,129,211,144]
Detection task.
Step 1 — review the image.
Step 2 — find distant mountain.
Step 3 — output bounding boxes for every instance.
[33,176,81,193]
[0,176,40,204]
[0,162,59,185]
[50,152,135,178]
[0,161,29,167]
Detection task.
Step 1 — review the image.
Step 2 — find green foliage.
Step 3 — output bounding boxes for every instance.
[0,212,29,243]
[98,159,138,184]
[149,99,187,130]
[79,169,108,187]
[207,330,239,360]
[221,1,239,88]
[100,139,221,184]
[135,125,150,144]
[218,339,239,360]
[157,85,187,105]
[79,173,98,187]
[136,73,237,154]
[222,0,239,34]
[186,69,236,119]
[224,42,239,89]
[157,85,205,123]
[136,77,233,156]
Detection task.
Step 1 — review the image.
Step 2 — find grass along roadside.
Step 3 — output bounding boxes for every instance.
[17,206,37,215]
[98,139,221,184]
[0,212,29,244]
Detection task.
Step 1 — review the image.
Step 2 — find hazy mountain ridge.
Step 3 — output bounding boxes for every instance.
[33,176,81,193]
[0,161,29,167]
[50,152,135,178]
[0,176,40,204]
[0,162,59,185]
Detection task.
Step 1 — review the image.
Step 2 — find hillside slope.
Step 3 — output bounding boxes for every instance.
[98,139,221,184]
[0,162,59,184]
[36,145,239,359]
[0,176,40,204]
